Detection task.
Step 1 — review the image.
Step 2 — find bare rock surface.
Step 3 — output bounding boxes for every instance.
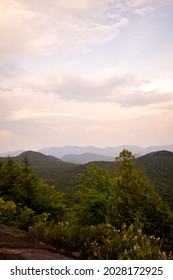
[0,225,73,260]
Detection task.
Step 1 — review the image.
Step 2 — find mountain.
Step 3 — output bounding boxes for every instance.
[38,145,173,159]
[38,145,143,158]
[1,144,173,159]
[136,150,173,209]
[61,153,115,164]
[1,150,173,209]
[0,150,25,157]
[13,151,83,194]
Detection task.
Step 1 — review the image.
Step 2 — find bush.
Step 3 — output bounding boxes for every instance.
[14,205,35,230]
[0,197,17,226]
[28,220,172,260]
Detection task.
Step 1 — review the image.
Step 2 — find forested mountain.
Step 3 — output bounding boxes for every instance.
[1,149,173,260]
[95,151,173,210]
[136,151,173,209]
[0,150,173,209]
[13,151,82,194]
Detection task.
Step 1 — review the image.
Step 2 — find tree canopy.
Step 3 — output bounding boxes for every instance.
[0,150,173,259]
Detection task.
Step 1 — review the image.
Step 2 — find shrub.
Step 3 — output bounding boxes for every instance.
[0,197,17,226]
[28,220,172,260]
[14,205,35,230]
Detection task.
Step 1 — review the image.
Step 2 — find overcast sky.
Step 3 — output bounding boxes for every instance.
[1,0,173,153]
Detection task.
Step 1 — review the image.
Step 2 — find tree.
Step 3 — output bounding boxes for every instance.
[0,157,21,201]
[0,197,17,226]
[19,157,37,206]
[0,157,66,222]
[74,150,173,252]
[75,164,115,225]
[114,150,173,251]
[30,179,66,221]
[116,149,135,163]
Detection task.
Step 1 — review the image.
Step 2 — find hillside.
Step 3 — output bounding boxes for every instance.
[95,151,173,209]
[136,150,173,209]
[0,151,82,194]
[1,149,173,260]
[14,151,83,194]
[1,150,173,209]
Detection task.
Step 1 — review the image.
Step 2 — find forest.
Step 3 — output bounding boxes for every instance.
[0,149,173,260]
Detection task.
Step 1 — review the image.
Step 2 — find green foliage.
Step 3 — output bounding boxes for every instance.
[116,149,135,163]
[0,197,36,230]
[30,180,66,220]
[136,151,173,210]
[114,150,173,251]
[28,221,172,260]
[0,157,21,200]
[0,197,17,226]
[18,157,37,206]
[14,205,35,230]
[0,157,36,206]
[75,164,115,225]
[2,150,172,210]
[74,150,173,253]
[0,150,173,259]
[0,157,66,222]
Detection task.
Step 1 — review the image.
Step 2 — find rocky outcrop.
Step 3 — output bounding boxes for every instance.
[0,225,73,260]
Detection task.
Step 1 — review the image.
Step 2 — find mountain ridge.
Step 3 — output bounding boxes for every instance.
[0,149,173,209]
[35,144,173,164]
[38,144,173,159]
[61,152,115,164]
[1,144,173,164]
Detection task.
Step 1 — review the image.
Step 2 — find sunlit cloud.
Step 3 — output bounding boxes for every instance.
[141,79,173,93]
[36,74,173,107]
[0,0,173,152]
[0,0,128,57]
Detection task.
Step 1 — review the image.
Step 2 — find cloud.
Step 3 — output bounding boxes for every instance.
[0,58,22,79]
[1,71,173,109]
[1,0,171,80]
[3,0,167,58]
[120,91,173,108]
[8,107,95,122]
[0,80,172,153]
[0,0,172,153]
[0,0,129,57]
[0,0,55,56]
[40,74,136,102]
[39,74,173,107]
[141,78,173,93]
[1,0,171,59]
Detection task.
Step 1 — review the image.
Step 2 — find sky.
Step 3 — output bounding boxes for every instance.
[0,0,173,153]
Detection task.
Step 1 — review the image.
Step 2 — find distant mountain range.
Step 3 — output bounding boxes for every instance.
[0,149,173,210]
[61,153,115,164]
[0,150,25,157]
[1,145,173,164]
[39,145,173,160]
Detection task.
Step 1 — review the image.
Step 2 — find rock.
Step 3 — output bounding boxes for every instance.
[0,225,73,260]
[72,251,81,258]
